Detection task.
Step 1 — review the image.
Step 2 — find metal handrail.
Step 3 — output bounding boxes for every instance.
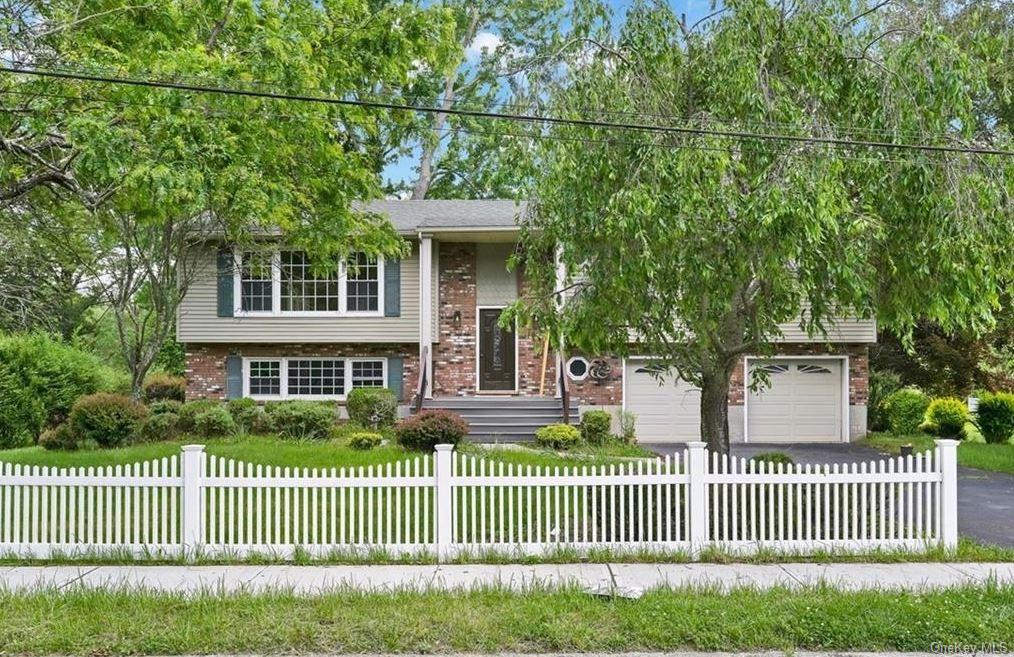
[559,357,571,424]
[413,344,429,413]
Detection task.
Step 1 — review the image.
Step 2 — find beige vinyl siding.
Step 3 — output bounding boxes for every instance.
[178,243,424,344]
[773,317,877,343]
[476,243,518,307]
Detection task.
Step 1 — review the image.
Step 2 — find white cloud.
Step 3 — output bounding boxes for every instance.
[466,31,503,60]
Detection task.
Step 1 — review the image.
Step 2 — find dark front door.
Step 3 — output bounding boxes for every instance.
[478,308,516,391]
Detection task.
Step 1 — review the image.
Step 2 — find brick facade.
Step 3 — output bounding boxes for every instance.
[727,343,869,406]
[433,242,478,396]
[184,343,419,401]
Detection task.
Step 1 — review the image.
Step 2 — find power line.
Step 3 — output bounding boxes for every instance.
[3,64,1012,157]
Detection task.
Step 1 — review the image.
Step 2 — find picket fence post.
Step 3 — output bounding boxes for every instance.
[434,444,455,562]
[686,441,708,553]
[180,444,206,560]
[936,438,959,551]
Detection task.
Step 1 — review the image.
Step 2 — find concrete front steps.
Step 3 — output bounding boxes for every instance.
[419,396,579,442]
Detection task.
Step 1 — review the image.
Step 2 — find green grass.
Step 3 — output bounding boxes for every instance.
[3,584,1013,654]
[863,432,1014,475]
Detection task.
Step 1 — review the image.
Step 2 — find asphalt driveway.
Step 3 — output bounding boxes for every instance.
[645,441,1014,548]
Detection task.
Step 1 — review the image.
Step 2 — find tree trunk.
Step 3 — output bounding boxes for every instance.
[699,364,735,454]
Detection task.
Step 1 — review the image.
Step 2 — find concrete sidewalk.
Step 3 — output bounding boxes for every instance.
[2,562,1012,594]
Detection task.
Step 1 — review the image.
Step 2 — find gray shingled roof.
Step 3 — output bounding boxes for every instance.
[357,199,525,232]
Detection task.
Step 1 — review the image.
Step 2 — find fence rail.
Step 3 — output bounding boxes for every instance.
[0,440,959,560]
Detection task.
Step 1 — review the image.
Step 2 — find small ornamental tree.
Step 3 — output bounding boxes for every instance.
[513,0,1012,453]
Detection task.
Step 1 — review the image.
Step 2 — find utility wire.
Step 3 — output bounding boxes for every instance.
[3,65,1012,157]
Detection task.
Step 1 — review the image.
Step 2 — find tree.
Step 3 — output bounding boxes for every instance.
[2,0,456,396]
[513,0,1013,452]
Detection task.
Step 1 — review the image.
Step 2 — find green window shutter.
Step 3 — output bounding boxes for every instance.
[384,258,400,317]
[217,248,234,318]
[387,356,404,401]
[225,354,243,399]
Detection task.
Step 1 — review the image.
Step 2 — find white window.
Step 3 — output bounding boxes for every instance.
[243,357,386,400]
[234,248,383,316]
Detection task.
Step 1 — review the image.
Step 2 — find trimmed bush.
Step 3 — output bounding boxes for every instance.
[395,410,469,451]
[69,393,149,448]
[347,431,383,450]
[39,422,79,451]
[920,397,970,438]
[750,452,795,468]
[141,412,180,442]
[227,398,265,434]
[976,392,1014,444]
[882,388,930,435]
[346,388,398,429]
[580,410,612,445]
[868,370,903,432]
[194,406,237,437]
[535,423,581,450]
[178,399,220,432]
[148,400,182,416]
[142,373,186,402]
[0,333,127,440]
[265,401,335,440]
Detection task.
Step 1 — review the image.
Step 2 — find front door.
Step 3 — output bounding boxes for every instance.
[478,308,516,391]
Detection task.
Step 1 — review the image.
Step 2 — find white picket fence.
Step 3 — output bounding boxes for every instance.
[0,441,959,560]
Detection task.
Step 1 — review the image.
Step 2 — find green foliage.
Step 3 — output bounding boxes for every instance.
[579,410,612,445]
[921,397,970,438]
[347,432,383,450]
[0,333,128,439]
[883,388,931,435]
[140,412,180,443]
[0,367,45,449]
[534,423,582,450]
[148,400,182,416]
[177,400,220,433]
[616,410,638,443]
[749,452,795,468]
[194,406,237,438]
[142,374,186,403]
[346,388,398,429]
[227,398,266,434]
[395,410,469,451]
[265,401,335,440]
[975,392,1014,444]
[39,423,79,451]
[69,393,148,448]
[869,370,904,432]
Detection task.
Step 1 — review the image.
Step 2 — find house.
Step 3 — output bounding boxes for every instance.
[177,199,874,443]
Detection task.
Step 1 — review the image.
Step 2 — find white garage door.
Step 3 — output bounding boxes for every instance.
[747,360,843,442]
[624,361,701,442]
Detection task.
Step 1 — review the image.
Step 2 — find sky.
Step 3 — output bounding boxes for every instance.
[382,0,719,192]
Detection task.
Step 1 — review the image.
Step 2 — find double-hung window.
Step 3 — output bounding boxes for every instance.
[243,357,387,400]
[234,248,383,316]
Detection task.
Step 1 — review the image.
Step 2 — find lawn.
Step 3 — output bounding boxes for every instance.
[2,585,1012,654]
[862,432,1014,475]
[0,434,657,470]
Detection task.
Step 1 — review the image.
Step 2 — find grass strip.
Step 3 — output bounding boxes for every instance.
[863,432,1014,475]
[2,584,1012,654]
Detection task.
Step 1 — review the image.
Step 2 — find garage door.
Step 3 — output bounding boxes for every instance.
[624,361,701,442]
[747,360,843,442]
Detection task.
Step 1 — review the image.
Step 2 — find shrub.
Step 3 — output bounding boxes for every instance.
[580,410,612,445]
[749,452,795,468]
[69,393,149,448]
[920,397,970,438]
[142,373,186,402]
[975,392,1014,444]
[346,388,398,429]
[0,333,126,440]
[141,412,180,442]
[227,397,265,434]
[194,406,237,437]
[395,410,469,451]
[868,369,903,432]
[178,399,220,432]
[347,431,383,450]
[39,422,79,451]
[534,423,581,450]
[616,409,637,443]
[882,388,930,435]
[148,400,182,416]
[265,401,335,440]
